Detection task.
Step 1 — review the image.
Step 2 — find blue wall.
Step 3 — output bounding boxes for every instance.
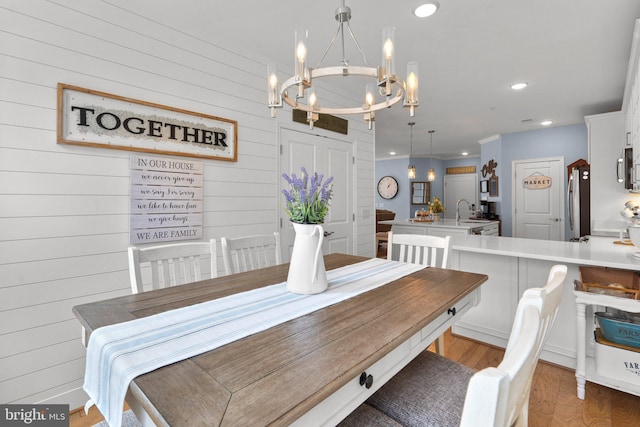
[376,123,588,238]
[376,156,481,218]
[375,157,414,219]
[501,124,588,237]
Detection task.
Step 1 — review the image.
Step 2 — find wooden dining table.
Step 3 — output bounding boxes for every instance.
[73,253,487,427]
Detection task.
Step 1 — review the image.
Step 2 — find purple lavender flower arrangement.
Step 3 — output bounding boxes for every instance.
[282,167,333,224]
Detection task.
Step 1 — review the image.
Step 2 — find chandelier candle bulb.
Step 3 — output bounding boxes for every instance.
[382,27,396,79]
[308,89,318,109]
[307,89,319,129]
[267,64,281,116]
[405,61,419,116]
[294,29,308,98]
[365,84,375,108]
[364,84,375,129]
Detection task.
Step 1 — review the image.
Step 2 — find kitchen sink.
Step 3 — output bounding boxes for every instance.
[459,219,491,223]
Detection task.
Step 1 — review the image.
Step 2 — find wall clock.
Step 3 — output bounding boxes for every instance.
[377,176,399,199]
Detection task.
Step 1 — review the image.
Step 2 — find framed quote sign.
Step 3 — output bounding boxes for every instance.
[57,83,237,162]
[130,155,204,244]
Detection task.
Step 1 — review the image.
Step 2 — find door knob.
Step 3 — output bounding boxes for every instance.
[549,218,560,222]
[324,231,334,237]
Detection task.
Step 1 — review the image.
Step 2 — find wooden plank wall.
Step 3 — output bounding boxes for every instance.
[0,0,375,408]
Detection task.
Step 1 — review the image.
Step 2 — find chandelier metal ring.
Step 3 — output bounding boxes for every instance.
[280,66,405,115]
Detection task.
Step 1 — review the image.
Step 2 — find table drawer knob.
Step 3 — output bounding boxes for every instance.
[359,372,367,386]
[359,372,374,388]
[365,374,373,389]
[448,307,457,316]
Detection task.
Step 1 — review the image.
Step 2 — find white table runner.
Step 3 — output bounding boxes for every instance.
[83,258,424,427]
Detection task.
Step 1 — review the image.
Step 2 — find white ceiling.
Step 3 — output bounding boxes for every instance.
[110,0,640,160]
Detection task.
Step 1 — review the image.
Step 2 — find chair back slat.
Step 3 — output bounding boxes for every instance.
[221,232,282,275]
[387,232,451,268]
[127,240,217,294]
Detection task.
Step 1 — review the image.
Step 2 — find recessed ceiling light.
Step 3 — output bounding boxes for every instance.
[510,82,528,90]
[461,152,469,156]
[541,120,553,126]
[414,2,440,18]
[389,151,396,155]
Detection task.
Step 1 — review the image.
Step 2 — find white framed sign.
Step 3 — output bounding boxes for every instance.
[57,83,237,162]
[130,155,204,244]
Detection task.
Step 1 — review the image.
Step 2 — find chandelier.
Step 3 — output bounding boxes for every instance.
[267,0,419,130]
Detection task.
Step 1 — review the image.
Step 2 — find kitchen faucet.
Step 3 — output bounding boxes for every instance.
[456,199,471,222]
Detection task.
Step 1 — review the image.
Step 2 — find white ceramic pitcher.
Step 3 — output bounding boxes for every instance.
[286,223,328,294]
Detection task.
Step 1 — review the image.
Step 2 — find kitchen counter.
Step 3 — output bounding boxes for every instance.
[451,234,640,271]
[379,219,500,236]
[448,234,640,369]
[379,218,500,230]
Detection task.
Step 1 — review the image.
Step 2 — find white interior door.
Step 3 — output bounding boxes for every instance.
[444,174,478,220]
[513,158,564,240]
[279,127,353,261]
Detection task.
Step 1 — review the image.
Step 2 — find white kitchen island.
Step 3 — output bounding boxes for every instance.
[449,234,640,398]
[379,218,500,237]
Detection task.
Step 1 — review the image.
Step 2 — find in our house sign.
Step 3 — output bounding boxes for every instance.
[57,83,237,162]
[130,155,203,244]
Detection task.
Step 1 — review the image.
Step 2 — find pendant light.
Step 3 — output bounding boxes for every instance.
[427,130,436,182]
[408,122,416,179]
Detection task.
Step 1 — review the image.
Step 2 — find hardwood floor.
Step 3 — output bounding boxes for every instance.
[69,330,640,426]
[437,330,640,426]
[69,402,128,427]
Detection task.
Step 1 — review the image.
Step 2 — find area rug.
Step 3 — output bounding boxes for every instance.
[93,410,141,427]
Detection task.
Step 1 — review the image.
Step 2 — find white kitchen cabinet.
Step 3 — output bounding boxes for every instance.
[451,251,519,347]
[451,251,579,368]
[586,111,628,235]
[625,20,640,189]
[574,290,640,399]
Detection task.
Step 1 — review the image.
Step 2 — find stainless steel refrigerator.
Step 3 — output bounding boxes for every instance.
[568,165,590,240]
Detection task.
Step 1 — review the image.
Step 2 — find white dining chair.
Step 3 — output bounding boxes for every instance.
[387,232,451,354]
[387,232,451,268]
[339,264,567,427]
[80,241,219,346]
[127,240,218,294]
[221,232,282,275]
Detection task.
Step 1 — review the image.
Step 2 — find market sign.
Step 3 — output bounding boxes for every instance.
[57,83,237,162]
[523,175,552,189]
